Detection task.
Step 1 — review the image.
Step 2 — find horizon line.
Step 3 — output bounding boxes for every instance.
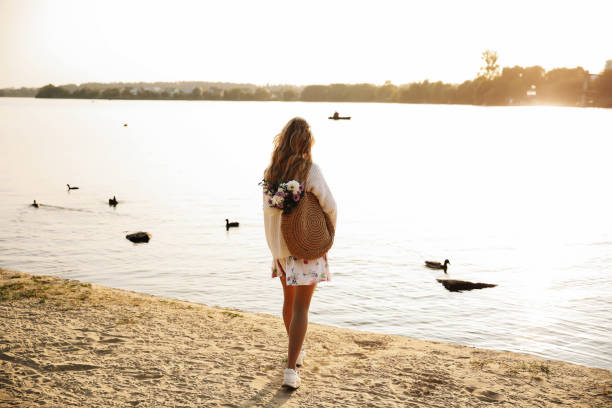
[0,65,598,90]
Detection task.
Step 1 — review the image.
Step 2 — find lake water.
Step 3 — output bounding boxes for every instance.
[1,97,611,370]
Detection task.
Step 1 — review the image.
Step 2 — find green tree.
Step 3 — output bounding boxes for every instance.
[72,87,100,99]
[223,88,247,100]
[327,84,349,101]
[539,67,585,105]
[137,88,159,99]
[594,69,612,107]
[253,87,271,101]
[0,87,37,97]
[173,89,186,100]
[479,50,500,80]
[455,80,477,104]
[398,80,440,103]
[523,66,545,88]
[120,87,135,99]
[282,88,298,101]
[190,87,202,100]
[102,88,121,99]
[376,81,398,102]
[348,84,377,101]
[35,84,71,98]
[203,87,222,100]
[300,85,328,101]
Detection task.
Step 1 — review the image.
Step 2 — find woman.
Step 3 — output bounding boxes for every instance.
[262,117,337,389]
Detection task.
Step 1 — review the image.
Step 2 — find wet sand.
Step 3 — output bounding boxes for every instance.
[0,269,610,407]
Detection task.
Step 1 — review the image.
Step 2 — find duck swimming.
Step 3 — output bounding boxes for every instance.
[225,219,239,231]
[66,184,79,190]
[425,259,450,273]
[109,196,118,206]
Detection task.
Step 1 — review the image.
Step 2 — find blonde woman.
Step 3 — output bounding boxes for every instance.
[262,117,337,389]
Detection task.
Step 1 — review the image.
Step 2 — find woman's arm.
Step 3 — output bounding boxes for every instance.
[306,163,337,228]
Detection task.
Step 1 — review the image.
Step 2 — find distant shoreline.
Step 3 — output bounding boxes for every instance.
[2,64,611,108]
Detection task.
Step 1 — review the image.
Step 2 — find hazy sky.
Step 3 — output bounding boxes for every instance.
[1,0,610,88]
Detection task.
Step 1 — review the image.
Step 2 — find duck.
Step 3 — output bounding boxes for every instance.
[66,184,79,190]
[225,219,239,231]
[425,259,450,273]
[31,200,39,208]
[108,196,118,206]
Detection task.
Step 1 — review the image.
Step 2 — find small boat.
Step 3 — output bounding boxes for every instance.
[329,111,351,120]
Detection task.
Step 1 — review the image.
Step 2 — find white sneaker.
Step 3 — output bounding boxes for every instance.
[282,368,301,389]
[296,349,306,367]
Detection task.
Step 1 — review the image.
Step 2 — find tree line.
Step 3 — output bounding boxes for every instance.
[4,52,612,107]
[0,87,37,97]
[33,84,292,101]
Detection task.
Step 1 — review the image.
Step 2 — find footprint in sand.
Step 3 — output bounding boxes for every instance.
[339,352,367,358]
[133,372,163,380]
[354,339,386,349]
[47,363,100,372]
[477,390,503,402]
[100,337,125,344]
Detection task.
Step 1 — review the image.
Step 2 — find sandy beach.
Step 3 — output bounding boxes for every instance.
[0,269,609,407]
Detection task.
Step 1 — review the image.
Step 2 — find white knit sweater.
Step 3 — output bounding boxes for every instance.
[263,163,337,259]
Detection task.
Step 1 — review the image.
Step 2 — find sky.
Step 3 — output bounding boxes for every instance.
[1,0,610,88]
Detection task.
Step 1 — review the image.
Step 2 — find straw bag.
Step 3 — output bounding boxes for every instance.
[281,192,335,260]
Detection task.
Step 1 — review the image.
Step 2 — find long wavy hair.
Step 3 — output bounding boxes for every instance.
[264,117,314,184]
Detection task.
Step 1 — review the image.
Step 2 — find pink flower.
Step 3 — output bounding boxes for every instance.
[293,194,300,201]
[278,202,284,208]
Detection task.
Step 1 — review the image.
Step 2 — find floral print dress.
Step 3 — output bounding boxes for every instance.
[272,254,330,286]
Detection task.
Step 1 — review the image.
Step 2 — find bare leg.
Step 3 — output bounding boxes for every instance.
[280,274,295,336]
[286,284,316,370]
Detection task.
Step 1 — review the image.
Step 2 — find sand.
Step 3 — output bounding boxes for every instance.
[0,269,610,407]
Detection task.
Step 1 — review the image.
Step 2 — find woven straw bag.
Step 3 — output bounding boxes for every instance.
[281,192,335,260]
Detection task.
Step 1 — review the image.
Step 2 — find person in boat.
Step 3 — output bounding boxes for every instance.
[332,111,339,119]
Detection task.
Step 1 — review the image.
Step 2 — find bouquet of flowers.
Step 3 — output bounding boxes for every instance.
[260,179,304,213]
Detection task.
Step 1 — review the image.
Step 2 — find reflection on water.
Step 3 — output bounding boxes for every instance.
[0,98,611,369]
